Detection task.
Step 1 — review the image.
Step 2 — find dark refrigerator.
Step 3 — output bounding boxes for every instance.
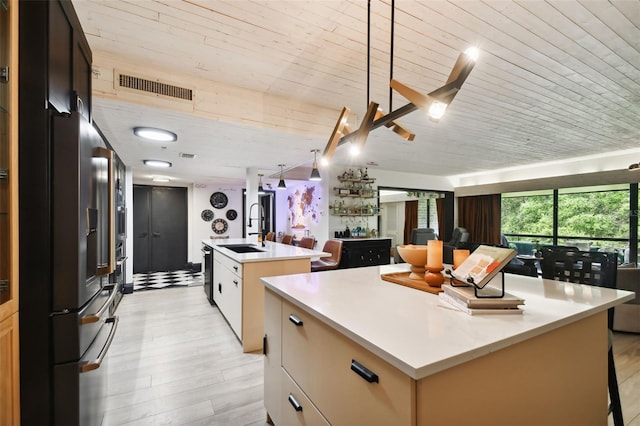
[21,110,119,425]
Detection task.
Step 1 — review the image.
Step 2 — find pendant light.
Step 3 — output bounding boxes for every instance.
[309,149,321,181]
[277,164,287,189]
[258,174,266,194]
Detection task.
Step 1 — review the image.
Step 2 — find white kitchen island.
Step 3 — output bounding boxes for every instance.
[203,238,329,353]
[261,264,635,426]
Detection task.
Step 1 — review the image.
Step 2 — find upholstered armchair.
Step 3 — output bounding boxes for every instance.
[443,227,470,264]
[394,228,437,263]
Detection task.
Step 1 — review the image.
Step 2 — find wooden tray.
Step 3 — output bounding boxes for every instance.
[380,271,446,294]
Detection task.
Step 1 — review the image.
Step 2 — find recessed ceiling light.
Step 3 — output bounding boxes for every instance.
[143,159,172,168]
[133,127,177,142]
[152,176,170,182]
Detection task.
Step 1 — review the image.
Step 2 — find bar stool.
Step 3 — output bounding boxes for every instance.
[311,240,343,272]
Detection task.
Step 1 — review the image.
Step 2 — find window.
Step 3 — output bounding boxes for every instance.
[557,185,628,252]
[501,190,553,244]
[502,184,635,261]
[418,198,439,236]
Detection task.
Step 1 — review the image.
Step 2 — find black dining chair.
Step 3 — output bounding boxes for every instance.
[540,249,623,426]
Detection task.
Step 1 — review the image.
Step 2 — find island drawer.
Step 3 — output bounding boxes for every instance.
[279,369,330,426]
[217,252,243,278]
[281,299,414,425]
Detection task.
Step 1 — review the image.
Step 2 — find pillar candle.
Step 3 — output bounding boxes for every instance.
[427,240,443,269]
[453,249,470,269]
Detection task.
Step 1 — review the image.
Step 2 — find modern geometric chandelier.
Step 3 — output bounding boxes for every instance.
[320,0,479,166]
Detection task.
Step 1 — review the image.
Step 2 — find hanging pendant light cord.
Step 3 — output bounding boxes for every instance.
[367,0,371,107]
[389,0,395,112]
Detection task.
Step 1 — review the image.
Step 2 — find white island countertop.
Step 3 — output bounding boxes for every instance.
[203,238,329,263]
[261,263,634,380]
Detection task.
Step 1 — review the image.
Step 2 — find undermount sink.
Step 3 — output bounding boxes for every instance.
[218,244,265,253]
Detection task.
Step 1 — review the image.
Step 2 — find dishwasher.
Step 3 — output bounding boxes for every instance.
[202,243,215,304]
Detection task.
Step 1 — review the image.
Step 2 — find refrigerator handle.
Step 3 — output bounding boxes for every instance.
[80,316,119,373]
[80,284,117,325]
[95,147,115,276]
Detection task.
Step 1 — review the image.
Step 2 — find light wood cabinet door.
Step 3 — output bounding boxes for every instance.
[0,0,18,323]
[0,312,19,426]
[281,299,415,426]
[0,2,19,423]
[279,370,330,426]
[263,289,282,425]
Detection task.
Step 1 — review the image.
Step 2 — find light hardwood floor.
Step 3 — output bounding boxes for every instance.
[103,285,269,426]
[105,285,640,425]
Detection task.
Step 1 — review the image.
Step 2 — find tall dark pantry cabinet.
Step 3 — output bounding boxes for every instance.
[19,2,122,425]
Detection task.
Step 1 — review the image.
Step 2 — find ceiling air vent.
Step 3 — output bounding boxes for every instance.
[179,152,196,159]
[117,72,193,101]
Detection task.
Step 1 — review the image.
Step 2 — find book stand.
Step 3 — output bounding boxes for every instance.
[445,269,506,299]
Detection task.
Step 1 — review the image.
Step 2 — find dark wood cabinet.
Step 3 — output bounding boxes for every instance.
[338,238,391,269]
[48,0,92,117]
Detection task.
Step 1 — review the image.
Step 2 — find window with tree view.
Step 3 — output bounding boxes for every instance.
[501,190,553,245]
[557,185,629,252]
[502,185,633,262]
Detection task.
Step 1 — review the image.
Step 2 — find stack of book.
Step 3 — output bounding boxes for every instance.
[439,284,525,315]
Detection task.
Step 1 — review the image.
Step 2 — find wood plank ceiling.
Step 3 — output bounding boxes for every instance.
[72,0,640,184]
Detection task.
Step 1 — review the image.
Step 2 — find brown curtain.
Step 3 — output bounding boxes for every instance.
[457,194,501,245]
[435,198,445,241]
[403,200,418,244]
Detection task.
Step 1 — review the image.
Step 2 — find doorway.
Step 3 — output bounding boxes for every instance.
[378,188,455,243]
[133,185,188,273]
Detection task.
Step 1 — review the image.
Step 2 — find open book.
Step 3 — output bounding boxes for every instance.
[449,245,517,289]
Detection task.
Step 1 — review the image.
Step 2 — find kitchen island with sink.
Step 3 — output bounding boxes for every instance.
[202,238,328,352]
[261,264,634,425]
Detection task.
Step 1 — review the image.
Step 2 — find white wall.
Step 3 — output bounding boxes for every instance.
[273,178,328,249]
[192,182,245,264]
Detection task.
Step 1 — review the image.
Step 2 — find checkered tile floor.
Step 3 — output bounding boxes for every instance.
[133,270,203,292]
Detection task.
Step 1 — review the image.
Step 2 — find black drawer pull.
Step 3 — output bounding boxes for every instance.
[263,334,267,356]
[233,265,238,272]
[288,393,303,412]
[233,279,238,286]
[218,283,222,293]
[288,314,303,327]
[351,359,379,383]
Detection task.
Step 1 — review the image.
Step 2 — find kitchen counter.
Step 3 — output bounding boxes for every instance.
[202,237,329,262]
[261,264,635,425]
[202,238,328,352]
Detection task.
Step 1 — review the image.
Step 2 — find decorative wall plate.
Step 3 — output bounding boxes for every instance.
[201,209,214,222]
[226,209,238,220]
[210,191,228,209]
[212,218,228,234]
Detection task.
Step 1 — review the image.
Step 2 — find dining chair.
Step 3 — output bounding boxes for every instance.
[540,249,623,426]
[265,231,275,242]
[311,240,343,272]
[297,237,315,249]
[281,234,294,245]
